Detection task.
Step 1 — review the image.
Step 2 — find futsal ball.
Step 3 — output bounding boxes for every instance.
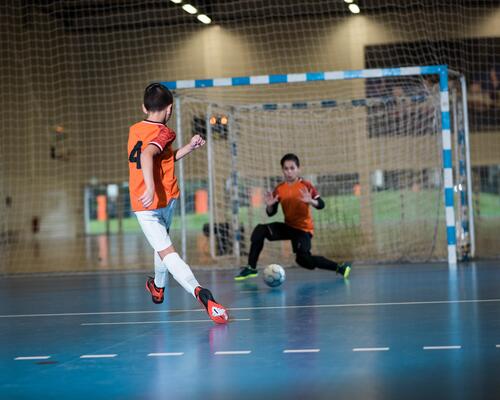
[263,264,285,287]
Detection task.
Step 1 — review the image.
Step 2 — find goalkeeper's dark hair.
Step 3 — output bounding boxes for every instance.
[280,153,300,168]
[143,83,173,112]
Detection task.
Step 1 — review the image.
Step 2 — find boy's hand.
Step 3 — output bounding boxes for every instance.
[299,188,313,205]
[264,191,279,207]
[139,188,154,209]
[190,134,206,150]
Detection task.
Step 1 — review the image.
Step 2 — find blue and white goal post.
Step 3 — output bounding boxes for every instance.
[163,65,474,267]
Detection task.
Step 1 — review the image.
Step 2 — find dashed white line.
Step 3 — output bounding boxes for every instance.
[80,354,117,359]
[81,318,250,326]
[283,349,320,353]
[14,356,51,361]
[352,347,390,352]
[148,352,184,357]
[214,351,251,355]
[423,346,462,350]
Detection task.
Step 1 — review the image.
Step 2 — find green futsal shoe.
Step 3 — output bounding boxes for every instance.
[234,266,258,281]
[338,262,352,279]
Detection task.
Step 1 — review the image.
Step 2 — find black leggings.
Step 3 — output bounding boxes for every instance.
[248,222,339,272]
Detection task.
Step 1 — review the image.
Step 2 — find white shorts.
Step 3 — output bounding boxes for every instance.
[135,199,177,252]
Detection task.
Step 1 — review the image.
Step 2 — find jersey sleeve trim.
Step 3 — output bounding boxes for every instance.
[149,141,164,152]
[149,126,176,151]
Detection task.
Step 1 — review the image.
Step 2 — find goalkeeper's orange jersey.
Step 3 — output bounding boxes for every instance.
[273,178,320,235]
[128,120,179,212]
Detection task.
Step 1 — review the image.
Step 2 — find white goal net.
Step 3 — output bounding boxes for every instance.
[174,73,468,266]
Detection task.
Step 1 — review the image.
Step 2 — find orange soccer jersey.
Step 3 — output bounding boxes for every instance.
[128,120,180,212]
[273,178,320,235]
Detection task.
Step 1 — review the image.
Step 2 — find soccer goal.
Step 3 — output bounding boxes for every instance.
[164,65,473,267]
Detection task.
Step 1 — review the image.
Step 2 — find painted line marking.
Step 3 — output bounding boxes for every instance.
[15,356,50,361]
[214,351,251,355]
[80,318,250,326]
[3,298,500,318]
[80,354,117,359]
[353,347,390,352]
[283,349,320,353]
[148,352,184,357]
[423,346,462,350]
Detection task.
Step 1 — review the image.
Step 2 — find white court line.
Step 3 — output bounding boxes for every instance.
[80,354,117,359]
[81,318,250,326]
[496,345,500,348]
[14,356,51,361]
[283,349,320,353]
[148,352,184,357]
[2,298,500,318]
[353,347,390,352]
[215,351,251,355]
[423,346,462,350]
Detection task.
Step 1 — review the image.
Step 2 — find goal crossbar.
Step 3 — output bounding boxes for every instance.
[162,65,472,267]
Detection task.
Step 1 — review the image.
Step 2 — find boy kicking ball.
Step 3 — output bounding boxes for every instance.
[128,83,228,324]
[235,153,351,281]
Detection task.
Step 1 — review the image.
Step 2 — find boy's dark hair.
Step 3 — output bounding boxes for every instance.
[143,83,173,112]
[280,153,300,168]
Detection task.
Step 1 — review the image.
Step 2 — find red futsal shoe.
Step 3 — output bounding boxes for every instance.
[146,277,165,304]
[195,286,229,324]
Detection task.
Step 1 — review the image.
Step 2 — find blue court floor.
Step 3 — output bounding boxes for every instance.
[1,261,500,400]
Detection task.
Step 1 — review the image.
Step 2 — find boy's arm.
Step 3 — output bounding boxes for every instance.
[264,190,279,216]
[266,203,279,216]
[175,134,206,161]
[311,197,325,210]
[299,185,325,210]
[139,145,161,208]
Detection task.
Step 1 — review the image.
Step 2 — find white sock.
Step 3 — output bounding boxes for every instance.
[162,252,200,297]
[154,251,168,288]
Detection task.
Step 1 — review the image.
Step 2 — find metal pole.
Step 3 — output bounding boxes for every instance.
[228,109,240,263]
[439,66,458,267]
[451,90,463,259]
[206,105,216,259]
[175,96,187,261]
[460,75,476,258]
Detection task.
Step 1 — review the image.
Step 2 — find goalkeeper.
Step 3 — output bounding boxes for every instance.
[235,153,351,281]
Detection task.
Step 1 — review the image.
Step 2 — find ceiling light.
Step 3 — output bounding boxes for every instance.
[349,4,361,13]
[182,4,198,14]
[344,0,354,3]
[197,14,212,24]
[170,0,182,3]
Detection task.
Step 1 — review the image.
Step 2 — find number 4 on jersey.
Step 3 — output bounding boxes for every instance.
[129,141,143,169]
